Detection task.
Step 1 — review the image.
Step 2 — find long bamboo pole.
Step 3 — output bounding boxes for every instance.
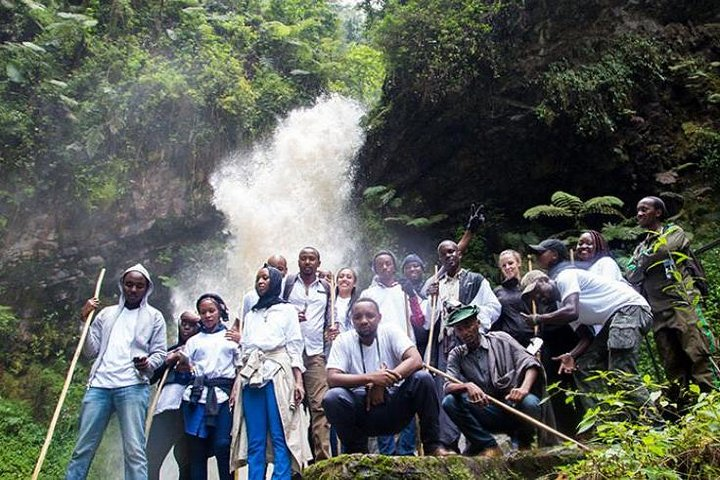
[424,363,590,451]
[32,268,106,480]
[423,265,440,365]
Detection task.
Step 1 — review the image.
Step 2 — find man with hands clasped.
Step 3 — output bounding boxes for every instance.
[441,305,543,457]
[322,298,453,456]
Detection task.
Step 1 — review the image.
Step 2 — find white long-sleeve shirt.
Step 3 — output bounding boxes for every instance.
[241,303,305,372]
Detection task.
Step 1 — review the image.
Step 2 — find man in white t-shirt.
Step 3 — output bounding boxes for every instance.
[519,268,653,412]
[360,250,427,455]
[322,298,453,456]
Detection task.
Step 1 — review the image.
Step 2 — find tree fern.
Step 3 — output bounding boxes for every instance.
[584,196,625,217]
[524,191,626,235]
[551,191,584,211]
[523,205,573,220]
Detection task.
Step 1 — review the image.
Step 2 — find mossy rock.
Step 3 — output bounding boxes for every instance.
[303,447,584,479]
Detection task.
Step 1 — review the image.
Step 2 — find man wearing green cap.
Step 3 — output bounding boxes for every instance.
[442,305,544,457]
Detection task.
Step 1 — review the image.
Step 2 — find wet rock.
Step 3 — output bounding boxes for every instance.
[303,447,584,480]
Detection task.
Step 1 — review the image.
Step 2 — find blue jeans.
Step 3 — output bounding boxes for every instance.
[65,384,150,480]
[442,392,540,451]
[243,383,292,480]
[377,420,416,455]
[185,401,232,480]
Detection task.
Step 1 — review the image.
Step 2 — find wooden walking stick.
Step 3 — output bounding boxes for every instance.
[144,366,170,442]
[423,363,591,452]
[233,298,246,480]
[330,273,337,330]
[423,265,440,365]
[32,268,106,480]
[527,256,539,338]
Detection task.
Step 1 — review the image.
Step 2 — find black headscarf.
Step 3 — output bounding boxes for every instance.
[252,264,286,311]
[195,293,229,333]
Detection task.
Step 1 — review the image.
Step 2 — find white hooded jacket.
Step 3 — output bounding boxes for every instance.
[82,263,167,386]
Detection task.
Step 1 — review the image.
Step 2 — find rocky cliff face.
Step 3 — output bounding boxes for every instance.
[356,0,720,247]
[0,157,223,319]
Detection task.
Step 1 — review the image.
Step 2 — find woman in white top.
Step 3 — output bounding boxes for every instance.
[326,267,359,341]
[576,230,624,281]
[179,293,237,480]
[230,265,311,480]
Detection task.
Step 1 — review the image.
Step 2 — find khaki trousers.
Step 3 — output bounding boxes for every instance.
[303,353,331,460]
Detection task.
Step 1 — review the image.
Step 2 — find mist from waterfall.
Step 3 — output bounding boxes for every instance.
[171,94,366,317]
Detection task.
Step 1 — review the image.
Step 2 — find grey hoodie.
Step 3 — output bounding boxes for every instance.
[82,263,167,386]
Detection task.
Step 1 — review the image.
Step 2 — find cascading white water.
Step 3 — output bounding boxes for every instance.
[171,94,366,316]
[154,94,366,479]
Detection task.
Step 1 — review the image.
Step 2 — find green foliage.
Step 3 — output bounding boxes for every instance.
[523,191,625,234]
[537,36,667,137]
[363,184,448,228]
[0,307,77,376]
[558,386,720,479]
[0,362,87,479]
[682,122,720,191]
[371,0,503,104]
[325,42,385,106]
[698,230,720,321]
[0,0,372,214]
[600,221,644,243]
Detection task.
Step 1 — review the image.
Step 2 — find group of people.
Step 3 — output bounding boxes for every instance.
[63,195,717,479]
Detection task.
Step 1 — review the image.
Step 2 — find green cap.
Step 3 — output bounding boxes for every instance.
[445,305,480,327]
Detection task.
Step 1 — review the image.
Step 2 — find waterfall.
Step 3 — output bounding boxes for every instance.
[172,94,366,317]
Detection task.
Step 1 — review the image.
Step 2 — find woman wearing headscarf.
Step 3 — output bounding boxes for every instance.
[576,230,623,281]
[230,265,311,480]
[147,311,200,480]
[178,293,237,480]
[627,196,717,399]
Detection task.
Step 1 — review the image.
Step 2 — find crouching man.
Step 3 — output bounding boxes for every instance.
[442,305,544,457]
[322,297,453,456]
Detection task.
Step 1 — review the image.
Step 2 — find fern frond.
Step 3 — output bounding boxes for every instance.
[551,191,583,211]
[363,185,389,198]
[601,223,643,241]
[523,205,572,220]
[585,205,625,217]
[384,214,412,224]
[584,195,624,209]
[379,188,397,206]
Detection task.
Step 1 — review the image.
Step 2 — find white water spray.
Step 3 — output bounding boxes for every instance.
[172,94,366,314]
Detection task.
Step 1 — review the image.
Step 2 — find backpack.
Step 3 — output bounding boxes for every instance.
[686,248,709,299]
[282,273,333,329]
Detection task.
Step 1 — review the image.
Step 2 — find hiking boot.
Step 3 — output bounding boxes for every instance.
[479,446,504,458]
[426,446,456,457]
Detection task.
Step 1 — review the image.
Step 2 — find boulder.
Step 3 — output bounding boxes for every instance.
[303,447,584,480]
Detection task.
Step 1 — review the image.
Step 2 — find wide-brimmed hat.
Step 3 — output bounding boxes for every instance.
[520,270,550,300]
